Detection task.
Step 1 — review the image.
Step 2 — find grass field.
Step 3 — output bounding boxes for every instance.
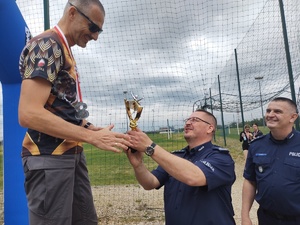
[0,127,267,224]
[85,132,188,186]
[0,126,269,187]
[85,126,270,186]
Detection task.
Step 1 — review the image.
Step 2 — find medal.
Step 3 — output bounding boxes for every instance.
[74,102,89,119]
[54,25,89,120]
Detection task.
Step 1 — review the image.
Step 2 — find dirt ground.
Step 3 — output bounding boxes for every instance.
[0,160,257,225]
[92,159,259,225]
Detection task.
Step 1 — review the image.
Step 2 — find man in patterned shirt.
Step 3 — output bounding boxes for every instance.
[18,1,130,224]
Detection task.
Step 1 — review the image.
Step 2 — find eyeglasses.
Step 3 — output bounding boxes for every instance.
[184,117,211,125]
[69,2,103,34]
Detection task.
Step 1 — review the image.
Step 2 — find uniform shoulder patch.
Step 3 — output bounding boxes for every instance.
[212,145,229,153]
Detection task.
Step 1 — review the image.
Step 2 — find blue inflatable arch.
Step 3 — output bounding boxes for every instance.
[0,0,31,224]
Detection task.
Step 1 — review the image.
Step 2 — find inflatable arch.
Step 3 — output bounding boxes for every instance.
[0,0,31,224]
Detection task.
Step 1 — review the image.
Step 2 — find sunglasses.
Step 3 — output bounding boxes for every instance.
[69,2,103,34]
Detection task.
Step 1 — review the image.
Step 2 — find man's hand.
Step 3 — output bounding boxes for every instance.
[124,146,144,167]
[90,124,131,153]
[126,127,152,152]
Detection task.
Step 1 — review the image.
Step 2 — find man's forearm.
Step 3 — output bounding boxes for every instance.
[241,179,256,224]
[133,163,159,190]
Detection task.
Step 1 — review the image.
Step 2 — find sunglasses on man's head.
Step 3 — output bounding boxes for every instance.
[69,2,103,34]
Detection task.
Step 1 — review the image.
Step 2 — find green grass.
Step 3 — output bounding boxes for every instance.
[0,127,269,188]
[84,133,188,186]
[85,128,269,186]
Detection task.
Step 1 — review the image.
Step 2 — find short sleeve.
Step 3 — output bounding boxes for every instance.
[196,152,235,191]
[152,165,169,189]
[243,146,257,181]
[20,37,63,83]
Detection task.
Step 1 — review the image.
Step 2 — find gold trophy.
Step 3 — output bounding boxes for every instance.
[124,92,143,152]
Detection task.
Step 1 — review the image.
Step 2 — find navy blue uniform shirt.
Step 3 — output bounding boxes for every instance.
[152,141,236,225]
[244,129,300,216]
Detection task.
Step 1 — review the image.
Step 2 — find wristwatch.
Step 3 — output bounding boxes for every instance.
[145,142,156,156]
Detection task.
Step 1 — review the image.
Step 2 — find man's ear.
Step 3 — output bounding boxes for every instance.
[207,125,215,134]
[290,113,299,123]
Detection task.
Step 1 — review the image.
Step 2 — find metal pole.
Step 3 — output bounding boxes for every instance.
[43,0,50,30]
[152,109,155,134]
[209,88,216,141]
[209,88,213,114]
[258,81,265,127]
[278,0,300,130]
[235,49,245,129]
[218,75,226,146]
[255,76,265,127]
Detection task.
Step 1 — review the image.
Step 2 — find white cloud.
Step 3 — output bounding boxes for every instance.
[8,0,299,134]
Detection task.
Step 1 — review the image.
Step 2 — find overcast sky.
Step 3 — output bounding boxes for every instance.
[11,0,300,134]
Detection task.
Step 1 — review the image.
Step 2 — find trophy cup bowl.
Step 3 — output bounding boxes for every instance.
[124,92,143,152]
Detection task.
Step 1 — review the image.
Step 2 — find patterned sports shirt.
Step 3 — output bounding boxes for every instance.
[19,26,84,156]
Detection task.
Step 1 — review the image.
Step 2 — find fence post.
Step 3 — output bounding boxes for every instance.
[218,75,227,146]
[234,49,245,129]
[278,0,300,130]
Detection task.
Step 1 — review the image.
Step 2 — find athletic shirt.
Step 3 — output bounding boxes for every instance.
[19,26,83,156]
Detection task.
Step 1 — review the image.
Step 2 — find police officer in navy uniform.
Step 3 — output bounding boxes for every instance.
[242,97,300,225]
[125,109,236,225]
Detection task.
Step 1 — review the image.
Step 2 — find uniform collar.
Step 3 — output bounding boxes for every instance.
[269,129,295,144]
[188,141,213,153]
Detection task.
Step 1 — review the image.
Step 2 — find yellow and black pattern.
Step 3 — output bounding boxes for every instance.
[20,30,63,83]
[19,28,83,156]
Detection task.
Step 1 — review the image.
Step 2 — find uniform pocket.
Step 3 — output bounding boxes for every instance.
[253,156,271,174]
[283,157,300,181]
[23,156,75,217]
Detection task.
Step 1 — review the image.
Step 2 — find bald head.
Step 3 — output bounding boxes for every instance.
[66,0,105,15]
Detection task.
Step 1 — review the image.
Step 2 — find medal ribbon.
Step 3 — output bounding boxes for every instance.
[54,25,82,102]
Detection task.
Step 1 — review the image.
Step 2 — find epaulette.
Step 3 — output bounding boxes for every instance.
[171,149,185,154]
[212,145,229,153]
[250,134,266,143]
